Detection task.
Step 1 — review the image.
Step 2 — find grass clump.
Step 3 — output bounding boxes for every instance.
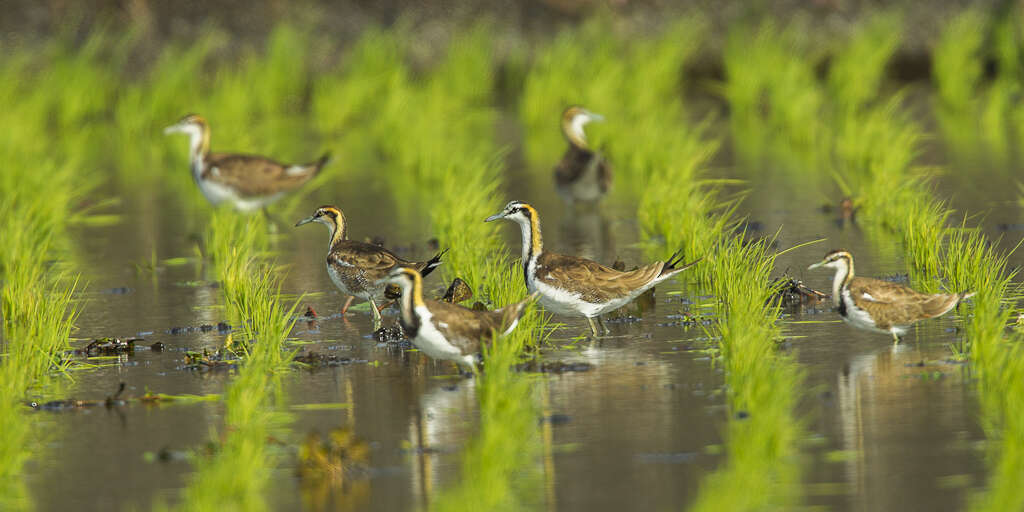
[0,42,97,509]
[932,6,1024,163]
[722,20,825,167]
[175,210,297,511]
[689,240,803,512]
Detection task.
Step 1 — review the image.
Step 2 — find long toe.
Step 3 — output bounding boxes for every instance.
[340,296,354,315]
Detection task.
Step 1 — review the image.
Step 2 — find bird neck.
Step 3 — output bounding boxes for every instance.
[397,277,423,335]
[831,258,854,307]
[186,123,211,165]
[327,215,348,250]
[517,206,544,265]
[562,115,590,150]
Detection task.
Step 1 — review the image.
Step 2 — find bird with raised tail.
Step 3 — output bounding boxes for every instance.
[164,113,329,211]
[486,200,699,336]
[296,205,445,330]
[554,106,611,203]
[383,267,538,370]
[808,249,974,343]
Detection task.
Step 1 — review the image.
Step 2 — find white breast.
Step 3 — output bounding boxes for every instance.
[412,306,475,367]
[840,289,889,333]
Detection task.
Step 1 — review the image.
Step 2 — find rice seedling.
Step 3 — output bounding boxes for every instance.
[175,209,298,511]
[932,7,1022,163]
[0,39,99,508]
[722,19,826,168]
[827,12,903,115]
[933,9,987,116]
[689,240,804,512]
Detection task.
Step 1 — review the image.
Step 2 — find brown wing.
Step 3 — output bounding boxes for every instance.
[205,153,318,197]
[537,252,664,303]
[553,145,597,185]
[424,299,508,353]
[331,241,405,282]
[849,277,961,327]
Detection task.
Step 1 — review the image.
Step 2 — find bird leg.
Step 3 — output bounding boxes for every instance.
[377,300,395,312]
[891,330,901,344]
[369,298,383,330]
[340,295,355,315]
[261,208,283,233]
[587,317,602,338]
[597,316,611,335]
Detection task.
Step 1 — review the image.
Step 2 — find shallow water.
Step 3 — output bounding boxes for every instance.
[27,109,1021,512]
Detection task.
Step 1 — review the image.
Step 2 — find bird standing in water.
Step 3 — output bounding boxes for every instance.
[554,106,611,203]
[296,205,445,330]
[486,200,699,337]
[808,250,973,343]
[384,267,538,371]
[165,113,329,212]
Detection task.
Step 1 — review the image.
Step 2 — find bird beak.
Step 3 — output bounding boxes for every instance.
[163,123,182,135]
[587,112,605,122]
[807,261,825,270]
[295,216,315,227]
[484,212,504,222]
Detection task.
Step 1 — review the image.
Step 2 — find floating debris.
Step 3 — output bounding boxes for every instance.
[661,312,713,327]
[303,305,318,318]
[515,360,594,373]
[76,337,142,356]
[182,349,240,372]
[28,383,219,411]
[293,351,356,368]
[772,277,829,307]
[440,278,473,303]
[167,322,232,335]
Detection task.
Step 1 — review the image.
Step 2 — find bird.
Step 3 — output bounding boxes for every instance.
[485,200,699,336]
[808,249,974,343]
[164,113,330,212]
[295,205,445,330]
[383,267,538,370]
[554,106,611,203]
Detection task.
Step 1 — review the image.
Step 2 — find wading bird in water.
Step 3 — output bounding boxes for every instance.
[808,249,973,343]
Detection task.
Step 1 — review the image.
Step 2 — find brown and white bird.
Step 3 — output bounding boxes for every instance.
[808,250,974,342]
[164,114,329,211]
[384,267,537,370]
[554,106,611,203]
[486,200,699,336]
[296,205,445,330]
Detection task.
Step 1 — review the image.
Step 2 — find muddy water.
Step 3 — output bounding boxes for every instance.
[27,115,1018,511]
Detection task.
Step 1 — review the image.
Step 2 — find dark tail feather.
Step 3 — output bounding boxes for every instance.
[662,250,702,276]
[500,291,541,334]
[309,151,332,174]
[419,248,448,278]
